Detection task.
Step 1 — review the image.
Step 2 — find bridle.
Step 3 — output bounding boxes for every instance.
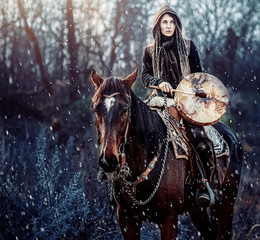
[100,91,170,206]
[102,91,131,167]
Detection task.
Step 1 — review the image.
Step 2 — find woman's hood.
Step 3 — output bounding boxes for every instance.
[152,5,182,38]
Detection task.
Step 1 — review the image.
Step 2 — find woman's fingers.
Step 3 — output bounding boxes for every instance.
[158,82,173,93]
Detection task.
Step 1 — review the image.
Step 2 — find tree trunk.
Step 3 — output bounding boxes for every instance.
[108,0,122,75]
[66,0,79,87]
[17,0,53,95]
[0,8,9,94]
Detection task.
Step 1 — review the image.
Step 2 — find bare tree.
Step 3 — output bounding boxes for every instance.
[78,0,156,77]
[17,0,53,94]
[0,7,9,93]
[66,0,79,86]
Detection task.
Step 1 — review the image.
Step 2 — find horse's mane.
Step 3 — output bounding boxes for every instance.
[97,76,129,97]
[130,91,166,157]
[98,77,166,158]
[130,91,166,136]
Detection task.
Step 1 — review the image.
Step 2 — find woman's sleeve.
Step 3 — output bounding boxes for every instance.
[189,41,203,73]
[141,47,164,87]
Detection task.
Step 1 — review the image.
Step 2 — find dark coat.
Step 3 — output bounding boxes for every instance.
[141,40,202,89]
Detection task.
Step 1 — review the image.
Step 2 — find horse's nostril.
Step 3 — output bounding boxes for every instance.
[99,153,118,173]
[111,154,119,168]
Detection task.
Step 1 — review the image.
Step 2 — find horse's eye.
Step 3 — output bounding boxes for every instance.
[122,106,129,113]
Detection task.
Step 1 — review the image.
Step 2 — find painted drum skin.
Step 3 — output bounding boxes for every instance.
[175,72,229,126]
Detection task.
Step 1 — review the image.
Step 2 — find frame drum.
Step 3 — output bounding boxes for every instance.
[174,73,229,126]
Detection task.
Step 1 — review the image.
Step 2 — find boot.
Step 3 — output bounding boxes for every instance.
[196,140,221,206]
[183,122,221,206]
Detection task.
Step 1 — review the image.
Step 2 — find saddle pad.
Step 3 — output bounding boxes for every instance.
[149,107,229,160]
[146,96,229,159]
[152,108,190,160]
[145,96,175,108]
[204,126,230,157]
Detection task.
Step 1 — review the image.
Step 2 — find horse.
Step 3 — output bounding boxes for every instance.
[90,68,243,240]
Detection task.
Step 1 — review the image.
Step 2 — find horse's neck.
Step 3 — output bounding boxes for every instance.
[125,132,148,175]
[125,101,164,174]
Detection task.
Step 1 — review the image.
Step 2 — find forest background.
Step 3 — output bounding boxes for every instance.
[0,0,259,239]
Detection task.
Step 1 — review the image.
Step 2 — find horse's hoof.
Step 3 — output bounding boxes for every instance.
[197,192,210,206]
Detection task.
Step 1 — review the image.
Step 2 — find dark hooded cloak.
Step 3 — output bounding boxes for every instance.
[141,5,202,94]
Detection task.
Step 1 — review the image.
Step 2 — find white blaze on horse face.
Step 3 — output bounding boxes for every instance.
[104,97,116,113]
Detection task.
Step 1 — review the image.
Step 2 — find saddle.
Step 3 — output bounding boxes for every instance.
[145,96,229,184]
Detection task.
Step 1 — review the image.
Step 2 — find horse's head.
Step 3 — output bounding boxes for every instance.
[91,69,138,172]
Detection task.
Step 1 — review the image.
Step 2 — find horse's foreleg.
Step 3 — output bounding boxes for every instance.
[159,209,178,240]
[190,207,217,240]
[117,207,141,240]
[215,175,240,240]
[216,200,236,240]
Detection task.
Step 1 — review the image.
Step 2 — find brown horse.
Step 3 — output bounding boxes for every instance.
[91,69,243,240]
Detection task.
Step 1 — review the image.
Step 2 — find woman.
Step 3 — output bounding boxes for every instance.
[141,5,220,206]
[142,5,202,95]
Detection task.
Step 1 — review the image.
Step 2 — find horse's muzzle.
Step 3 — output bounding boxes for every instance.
[99,153,119,173]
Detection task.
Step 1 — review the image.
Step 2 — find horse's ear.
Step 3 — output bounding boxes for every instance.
[123,68,138,90]
[91,69,104,89]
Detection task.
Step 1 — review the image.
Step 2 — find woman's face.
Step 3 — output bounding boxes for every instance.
[160,13,176,37]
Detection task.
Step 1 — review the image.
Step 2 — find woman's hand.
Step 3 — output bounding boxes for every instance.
[158,82,174,93]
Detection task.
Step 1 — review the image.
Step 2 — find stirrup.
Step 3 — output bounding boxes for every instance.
[203,182,215,206]
[199,177,216,205]
[197,179,216,206]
